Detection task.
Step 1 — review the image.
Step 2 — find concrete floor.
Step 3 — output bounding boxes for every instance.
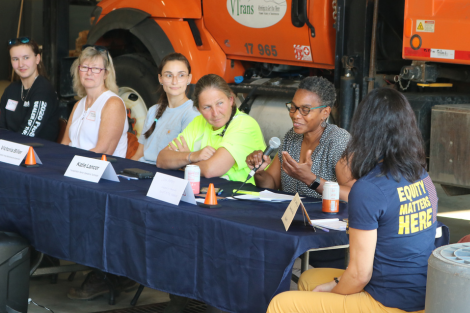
[28,270,169,313]
[26,184,469,313]
[435,184,470,243]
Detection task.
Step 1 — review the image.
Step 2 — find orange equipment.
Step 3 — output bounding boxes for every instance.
[403,0,470,65]
[101,154,107,161]
[90,0,336,84]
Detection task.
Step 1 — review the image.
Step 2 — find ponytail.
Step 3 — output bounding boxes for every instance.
[142,52,191,139]
[218,103,237,137]
[144,86,169,139]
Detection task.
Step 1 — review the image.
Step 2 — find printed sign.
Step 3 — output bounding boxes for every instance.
[431,49,455,60]
[416,20,435,33]
[0,140,42,166]
[227,0,287,28]
[147,172,197,206]
[294,45,312,61]
[64,155,119,183]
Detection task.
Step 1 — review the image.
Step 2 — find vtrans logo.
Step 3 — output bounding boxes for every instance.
[227,0,287,28]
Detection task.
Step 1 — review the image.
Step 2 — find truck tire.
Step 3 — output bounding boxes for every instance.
[113,54,160,137]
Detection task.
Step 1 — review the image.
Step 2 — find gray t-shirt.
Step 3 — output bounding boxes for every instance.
[138,100,200,164]
[279,123,350,198]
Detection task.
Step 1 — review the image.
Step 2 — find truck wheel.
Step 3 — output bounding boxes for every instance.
[113,54,160,138]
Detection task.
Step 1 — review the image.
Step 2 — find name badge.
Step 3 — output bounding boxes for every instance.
[147,172,196,206]
[5,99,18,111]
[0,140,42,166]
[64,155,119,183]
[86,111,96,121]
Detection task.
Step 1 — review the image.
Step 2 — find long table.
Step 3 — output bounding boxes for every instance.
[0,129,349,313]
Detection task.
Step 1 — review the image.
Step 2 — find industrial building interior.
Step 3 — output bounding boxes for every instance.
[1,1,469,313]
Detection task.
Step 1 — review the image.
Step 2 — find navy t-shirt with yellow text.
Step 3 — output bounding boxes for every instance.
[348,164,438,312]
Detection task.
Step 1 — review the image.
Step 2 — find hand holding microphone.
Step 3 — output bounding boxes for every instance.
[246,137,281,179]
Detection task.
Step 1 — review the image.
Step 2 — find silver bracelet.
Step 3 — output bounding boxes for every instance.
[187,152,192,164]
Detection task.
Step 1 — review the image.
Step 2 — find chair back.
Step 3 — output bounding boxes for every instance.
[56,118,67,143]
[126,132,139,159]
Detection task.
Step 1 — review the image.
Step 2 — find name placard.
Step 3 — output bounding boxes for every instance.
[64,155,119,183]
[146,172,196,206]
[281,193,310,231]
[0,140,42,166]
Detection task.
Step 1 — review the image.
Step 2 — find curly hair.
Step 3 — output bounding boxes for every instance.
[298,76,336,108]
[343,87,426,182]
[70,46,118,98]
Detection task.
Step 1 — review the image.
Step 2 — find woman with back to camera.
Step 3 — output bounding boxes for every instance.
[130,52,199,163]
[61,45,128,157]
[157,74,265,182]
[267,88,438,313]
[246,76,354,201]
[0,37,59,141]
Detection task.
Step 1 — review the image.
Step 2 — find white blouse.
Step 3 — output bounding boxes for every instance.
[68,90,128,157]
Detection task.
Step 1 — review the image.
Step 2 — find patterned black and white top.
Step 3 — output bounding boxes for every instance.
[279,123,350,198]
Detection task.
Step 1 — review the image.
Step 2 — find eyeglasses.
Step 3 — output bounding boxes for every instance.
[162,73,189,82]
[79,65,106,74]
[286,102,327,116]
[82,44,110,61]
[8,37,30,45]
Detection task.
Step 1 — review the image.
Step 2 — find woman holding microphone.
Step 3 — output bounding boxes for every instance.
[245,76,354,201]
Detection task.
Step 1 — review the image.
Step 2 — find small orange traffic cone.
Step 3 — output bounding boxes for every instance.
[198,183,221,208]
[101,154,107,161]
[23,147,39,167]
[204,183,218,205]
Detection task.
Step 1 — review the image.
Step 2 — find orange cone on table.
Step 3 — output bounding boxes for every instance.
[101,154,107,161]
[25,147,37,165]
[204,183,218,205]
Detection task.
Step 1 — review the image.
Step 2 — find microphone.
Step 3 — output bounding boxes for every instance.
[248,137,281,178]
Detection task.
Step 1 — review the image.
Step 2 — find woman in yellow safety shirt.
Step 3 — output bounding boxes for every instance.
[157,74,266,183]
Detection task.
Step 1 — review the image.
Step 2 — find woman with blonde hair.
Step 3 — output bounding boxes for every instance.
[61,45,128,157]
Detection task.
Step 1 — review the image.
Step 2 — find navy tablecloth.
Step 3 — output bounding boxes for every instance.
[0,130,349,313]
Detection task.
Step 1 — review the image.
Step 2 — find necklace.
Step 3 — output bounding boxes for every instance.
[21,75,39,101]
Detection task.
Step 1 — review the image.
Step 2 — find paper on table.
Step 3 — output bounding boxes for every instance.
[259,190,300,201]
[228,190,304,202]
[310,218,347,231]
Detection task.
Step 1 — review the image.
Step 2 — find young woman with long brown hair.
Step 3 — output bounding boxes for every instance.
[130,52,200,163]
[0,37,59,141]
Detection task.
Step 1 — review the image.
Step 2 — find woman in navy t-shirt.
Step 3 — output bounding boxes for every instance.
[267,88,437,313]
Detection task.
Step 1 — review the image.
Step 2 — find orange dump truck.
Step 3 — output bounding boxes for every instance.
[85,0,470,193]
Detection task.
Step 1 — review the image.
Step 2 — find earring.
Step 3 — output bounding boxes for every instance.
[160,83,163,85]
[321,119,327,128]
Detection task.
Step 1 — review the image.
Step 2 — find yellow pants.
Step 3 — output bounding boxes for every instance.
[267,268,424,313]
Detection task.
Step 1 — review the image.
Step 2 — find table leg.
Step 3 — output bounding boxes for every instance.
[301,251,310,273]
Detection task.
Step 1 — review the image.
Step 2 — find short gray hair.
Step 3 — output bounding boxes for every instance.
[298,77,336,108]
